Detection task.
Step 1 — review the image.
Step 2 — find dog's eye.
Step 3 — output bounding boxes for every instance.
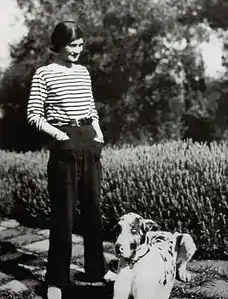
[131,229,138,234]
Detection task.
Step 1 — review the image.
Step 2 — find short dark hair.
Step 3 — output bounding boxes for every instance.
[50,21,83,53]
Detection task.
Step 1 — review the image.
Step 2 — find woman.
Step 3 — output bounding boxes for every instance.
[27,21,115,299]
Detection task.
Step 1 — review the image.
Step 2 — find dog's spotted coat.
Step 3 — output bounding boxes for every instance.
[139,231,177,287]
[113,213,196,299]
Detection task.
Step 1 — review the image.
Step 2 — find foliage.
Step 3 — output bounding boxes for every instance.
[0,140,228,259]
[0,289,34,299]
[171,265,224,298]
[0,150,50,227]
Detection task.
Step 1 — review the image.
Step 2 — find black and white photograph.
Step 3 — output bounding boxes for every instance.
[0,1,228,298]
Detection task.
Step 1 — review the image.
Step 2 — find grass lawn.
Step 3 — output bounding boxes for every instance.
[172,260,228,298]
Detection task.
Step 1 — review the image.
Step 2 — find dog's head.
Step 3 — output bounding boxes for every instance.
[114,212,160,259]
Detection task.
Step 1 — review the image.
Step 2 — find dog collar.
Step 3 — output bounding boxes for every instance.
[129,244,151,268]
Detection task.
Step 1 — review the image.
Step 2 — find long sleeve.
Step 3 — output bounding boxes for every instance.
[89,97,99,120]
[27,70,48,131]
[86,69,99,121]
[27,70,67,139]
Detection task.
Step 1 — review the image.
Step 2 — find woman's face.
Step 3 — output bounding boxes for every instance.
[58,38,84,63]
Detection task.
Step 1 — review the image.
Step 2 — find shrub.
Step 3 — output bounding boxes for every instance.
[0,150,49,226]
[0,140,228,258]
[0,289,34,299]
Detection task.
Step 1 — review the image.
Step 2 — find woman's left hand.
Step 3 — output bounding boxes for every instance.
[94,134,104,143]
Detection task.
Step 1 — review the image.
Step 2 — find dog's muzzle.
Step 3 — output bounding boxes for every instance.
[115,241,138,255]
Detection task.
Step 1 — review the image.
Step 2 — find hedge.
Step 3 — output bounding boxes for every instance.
[0,140,228,259]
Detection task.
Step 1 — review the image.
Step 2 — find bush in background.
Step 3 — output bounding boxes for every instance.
[0,140,228,259]
[0,150,49,226]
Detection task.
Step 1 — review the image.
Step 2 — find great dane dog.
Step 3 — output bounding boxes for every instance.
[113,212,196,299]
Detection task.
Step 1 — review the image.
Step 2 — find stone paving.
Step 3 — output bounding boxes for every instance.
[0,218,116,298]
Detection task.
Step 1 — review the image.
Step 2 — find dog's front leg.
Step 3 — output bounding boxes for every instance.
[174,233,196,282]
[113,265,133,299]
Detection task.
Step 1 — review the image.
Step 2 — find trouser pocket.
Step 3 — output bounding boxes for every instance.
[50,125,105,155]
[51,138,73,150]
[91,139,104,161]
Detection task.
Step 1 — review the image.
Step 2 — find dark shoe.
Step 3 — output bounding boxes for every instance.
[74,272,106,287]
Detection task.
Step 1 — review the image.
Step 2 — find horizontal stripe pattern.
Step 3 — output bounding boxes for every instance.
[27,63,98,130]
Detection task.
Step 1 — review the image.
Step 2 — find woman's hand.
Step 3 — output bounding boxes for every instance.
[92,119,104,143]
[94,134,104,143]
[38,121,70,141]
[55,131,70,141]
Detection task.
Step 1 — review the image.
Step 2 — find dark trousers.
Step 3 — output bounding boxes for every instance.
[46,125,108,288]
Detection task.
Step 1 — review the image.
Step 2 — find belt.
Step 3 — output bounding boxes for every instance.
[52,117,93,127]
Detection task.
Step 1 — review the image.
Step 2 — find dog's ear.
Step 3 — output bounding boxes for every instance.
[173,232,196,264]
[142,219,160,232]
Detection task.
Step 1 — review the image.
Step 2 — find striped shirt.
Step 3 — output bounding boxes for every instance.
[27,63,99,130]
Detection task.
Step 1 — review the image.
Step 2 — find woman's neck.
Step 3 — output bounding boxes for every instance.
[53,56,75,68]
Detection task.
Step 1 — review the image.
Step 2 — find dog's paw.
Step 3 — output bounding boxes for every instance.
[176,268,191,282]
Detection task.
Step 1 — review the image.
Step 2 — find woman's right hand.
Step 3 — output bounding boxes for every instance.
[38,122,70,141]
[55,131,70,141]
